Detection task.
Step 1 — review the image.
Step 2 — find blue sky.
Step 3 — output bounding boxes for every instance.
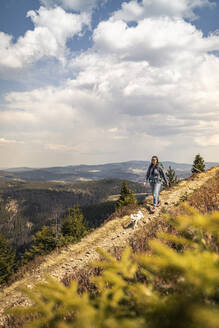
[0,0,219,167]
[1,0,219,36]
[1,1,218,49]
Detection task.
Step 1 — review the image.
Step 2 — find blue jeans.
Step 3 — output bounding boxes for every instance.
[150,182,161,206]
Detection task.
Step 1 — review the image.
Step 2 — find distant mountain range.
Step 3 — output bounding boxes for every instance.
[0,161,218,183]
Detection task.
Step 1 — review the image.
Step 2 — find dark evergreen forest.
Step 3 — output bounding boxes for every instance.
[0,178,146,254]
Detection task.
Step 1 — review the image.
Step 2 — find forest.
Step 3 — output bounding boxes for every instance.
[0,178,146,252]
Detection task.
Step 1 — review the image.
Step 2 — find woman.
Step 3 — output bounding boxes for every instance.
[144,156,168,212]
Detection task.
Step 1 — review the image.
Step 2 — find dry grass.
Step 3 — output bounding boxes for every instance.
[59,168,219,295]
[188,170,219,213]
[104,203,141,221]
[1,167,219,328]
[3,245,68,289]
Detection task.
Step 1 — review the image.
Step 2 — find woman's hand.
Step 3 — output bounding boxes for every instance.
[163,181,169,188]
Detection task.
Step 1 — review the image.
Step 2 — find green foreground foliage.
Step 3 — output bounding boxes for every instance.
[8,204,219,327]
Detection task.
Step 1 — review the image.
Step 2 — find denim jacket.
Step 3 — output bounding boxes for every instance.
[145,164,168,185]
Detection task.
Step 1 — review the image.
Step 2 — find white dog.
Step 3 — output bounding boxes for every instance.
[130,210,144,229]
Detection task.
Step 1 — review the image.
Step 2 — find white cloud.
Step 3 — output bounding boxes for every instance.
[2,42,219,164]
[0,138,24,145]
[195,134,219,146]
[40,0,105,12]
[93,17,219,65]
[1,0,219,166]
[111,0,214,22]
[0,6,90,71]
[28,6,90,43]
[0,110,37,126]
[45,143,77,151]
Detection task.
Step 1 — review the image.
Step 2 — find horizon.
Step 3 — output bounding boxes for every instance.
[1,158,218,170]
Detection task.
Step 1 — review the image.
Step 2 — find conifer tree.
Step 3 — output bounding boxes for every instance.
[23,226,60,263]
[61,206,88,243]
[159,162,164,169]
[192,153,205,174]
[0,234,15,284]
[166,165,178,187]
[115,180,137,209]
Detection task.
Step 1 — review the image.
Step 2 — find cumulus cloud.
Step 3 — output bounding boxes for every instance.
[93,17,219,65]
[2,41,219,164]
[0,6,90,71]
[111,0,214,22]
[1,0,219,165]
[40,0,105,12]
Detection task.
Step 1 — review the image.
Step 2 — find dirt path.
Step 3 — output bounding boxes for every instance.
[0,166,219,326]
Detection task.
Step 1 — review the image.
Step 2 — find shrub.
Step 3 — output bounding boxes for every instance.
[22,226,62,263]
[115,180,137,210]
[61,206,88,244]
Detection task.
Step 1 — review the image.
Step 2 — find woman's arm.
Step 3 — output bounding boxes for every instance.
[145,164,151,182]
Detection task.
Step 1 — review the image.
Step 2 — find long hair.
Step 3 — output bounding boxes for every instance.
[149,155,159,168]
[147,156,159,177]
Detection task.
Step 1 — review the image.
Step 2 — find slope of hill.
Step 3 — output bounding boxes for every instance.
[0,178,145,249]
[0,166,218,326]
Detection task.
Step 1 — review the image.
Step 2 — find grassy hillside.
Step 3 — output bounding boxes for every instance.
[0,166,218,327]
[60,166,219,289]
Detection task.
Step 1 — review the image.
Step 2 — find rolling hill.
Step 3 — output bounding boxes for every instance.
[1,160,219,183]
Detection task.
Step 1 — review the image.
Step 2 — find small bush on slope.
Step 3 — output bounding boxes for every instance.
[115,180,137,210]
[22,226,63,264]
[61,206,88,244]
[7,204,219,328]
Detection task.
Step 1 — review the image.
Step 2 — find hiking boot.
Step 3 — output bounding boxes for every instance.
[157,200,161,207]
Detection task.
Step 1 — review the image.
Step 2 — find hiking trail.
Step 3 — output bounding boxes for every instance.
[0,166,219,326]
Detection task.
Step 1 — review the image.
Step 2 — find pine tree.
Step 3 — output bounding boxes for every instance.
[166,165,178,187]
[192,153,205,174]
[0,234,15,284]
[115,180,137,209]
[23,226,61,263]
[61,206,88,243]
[159,162,164,169]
